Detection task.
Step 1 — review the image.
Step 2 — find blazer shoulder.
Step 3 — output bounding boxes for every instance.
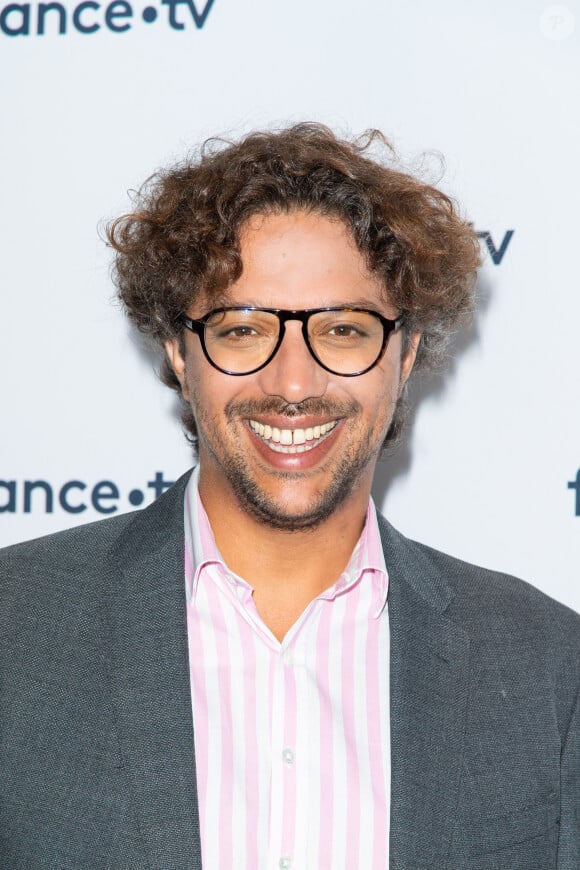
[0,468,192,601]
[0,470,192,659]
[378,511,580,655]
[407,534,580,749]
[417,536,579,635]
[0,508,139,575]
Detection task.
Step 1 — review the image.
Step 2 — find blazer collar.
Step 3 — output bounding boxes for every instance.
[379,515,470,868]
[103,469,201,870]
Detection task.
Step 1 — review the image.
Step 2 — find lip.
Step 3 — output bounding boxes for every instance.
[244,416,344,471]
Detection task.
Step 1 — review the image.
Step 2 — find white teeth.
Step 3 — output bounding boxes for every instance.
[248,419,338,452]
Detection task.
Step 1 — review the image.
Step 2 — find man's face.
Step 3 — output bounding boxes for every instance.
[166,210,419,531]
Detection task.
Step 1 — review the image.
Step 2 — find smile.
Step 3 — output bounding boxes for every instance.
[248,419,338,454]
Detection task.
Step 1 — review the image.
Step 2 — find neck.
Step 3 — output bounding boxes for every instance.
[197,468,371,640]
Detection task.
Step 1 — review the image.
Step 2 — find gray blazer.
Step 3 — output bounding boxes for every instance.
[1,471,579,869]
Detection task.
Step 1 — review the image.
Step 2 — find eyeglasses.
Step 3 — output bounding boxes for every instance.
[180,307,404,377]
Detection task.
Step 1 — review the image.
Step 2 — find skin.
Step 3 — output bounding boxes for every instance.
[166,210,420,640]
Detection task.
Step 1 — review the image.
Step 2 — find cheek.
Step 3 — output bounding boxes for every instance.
[362,368,403,435]
[182,363,207,423]
[374,354,403,402]
[184,363,236,428]
[183,350,212,404]
[181,378,191,402]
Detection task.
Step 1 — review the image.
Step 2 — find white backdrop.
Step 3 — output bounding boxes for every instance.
[1,0,579,612]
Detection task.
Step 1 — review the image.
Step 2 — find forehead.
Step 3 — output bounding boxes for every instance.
[220,210,390,311]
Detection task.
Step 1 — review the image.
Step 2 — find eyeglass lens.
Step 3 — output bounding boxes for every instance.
[203,309,386,375]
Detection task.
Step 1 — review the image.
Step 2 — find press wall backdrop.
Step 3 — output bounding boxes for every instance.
[1,0,579,612]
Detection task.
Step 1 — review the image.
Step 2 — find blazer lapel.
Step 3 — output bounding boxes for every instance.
[379,517,470,869]
[102,471,202,870]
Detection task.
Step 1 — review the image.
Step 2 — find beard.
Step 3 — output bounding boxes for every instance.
[195,396,388,532]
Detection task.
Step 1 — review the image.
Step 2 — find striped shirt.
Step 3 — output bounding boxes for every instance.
[184,467,390,869]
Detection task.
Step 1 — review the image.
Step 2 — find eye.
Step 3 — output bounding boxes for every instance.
[318,320,370,342]
[327,323,365,338]
[221,325,258,339]
[207,312,277,343]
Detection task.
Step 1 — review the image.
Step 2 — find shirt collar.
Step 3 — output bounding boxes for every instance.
[184,465,389,617]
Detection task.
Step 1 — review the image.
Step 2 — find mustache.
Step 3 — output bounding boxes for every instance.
[225,397,361,420]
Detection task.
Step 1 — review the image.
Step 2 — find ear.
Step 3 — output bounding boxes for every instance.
[399,331,422,392]
[164,337,190,400]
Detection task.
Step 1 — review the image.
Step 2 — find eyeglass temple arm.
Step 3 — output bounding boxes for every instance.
[181,315,203,333]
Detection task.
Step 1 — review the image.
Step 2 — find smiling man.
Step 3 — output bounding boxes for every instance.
[164,209,420,642]
[1,124,579,870]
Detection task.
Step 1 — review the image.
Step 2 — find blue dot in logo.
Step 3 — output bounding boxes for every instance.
[142,5,157,21]
[128,489,145,506]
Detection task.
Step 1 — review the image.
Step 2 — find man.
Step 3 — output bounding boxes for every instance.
[1,124,578,869]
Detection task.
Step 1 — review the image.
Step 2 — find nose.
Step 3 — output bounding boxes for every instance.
[256,320,329,402]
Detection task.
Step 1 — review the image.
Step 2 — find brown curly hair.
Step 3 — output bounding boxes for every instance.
[107,123,480,446]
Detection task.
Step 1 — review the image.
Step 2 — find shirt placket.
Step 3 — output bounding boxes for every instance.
[268,624,310,870]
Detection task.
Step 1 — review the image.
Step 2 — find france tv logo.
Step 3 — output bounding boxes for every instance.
[0,472,175,515]
[0,0,214,35]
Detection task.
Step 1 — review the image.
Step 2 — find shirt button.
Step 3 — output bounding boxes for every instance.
[282,650,293,666]
[279,858,292,869]
[282,748,295,765]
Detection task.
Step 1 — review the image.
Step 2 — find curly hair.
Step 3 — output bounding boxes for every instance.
[107,123,481,447]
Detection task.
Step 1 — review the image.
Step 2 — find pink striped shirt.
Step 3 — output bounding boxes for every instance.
[184,466,390,869]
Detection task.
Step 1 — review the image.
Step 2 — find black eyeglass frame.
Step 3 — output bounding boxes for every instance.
[180,306,405,377]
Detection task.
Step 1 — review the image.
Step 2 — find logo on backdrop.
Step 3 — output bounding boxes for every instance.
[475,229,514,265]
[0,472,174,515]
[0,0,213,35]
[568,470,580,517]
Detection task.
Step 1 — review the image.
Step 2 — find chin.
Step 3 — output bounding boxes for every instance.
[228,468,361,533]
